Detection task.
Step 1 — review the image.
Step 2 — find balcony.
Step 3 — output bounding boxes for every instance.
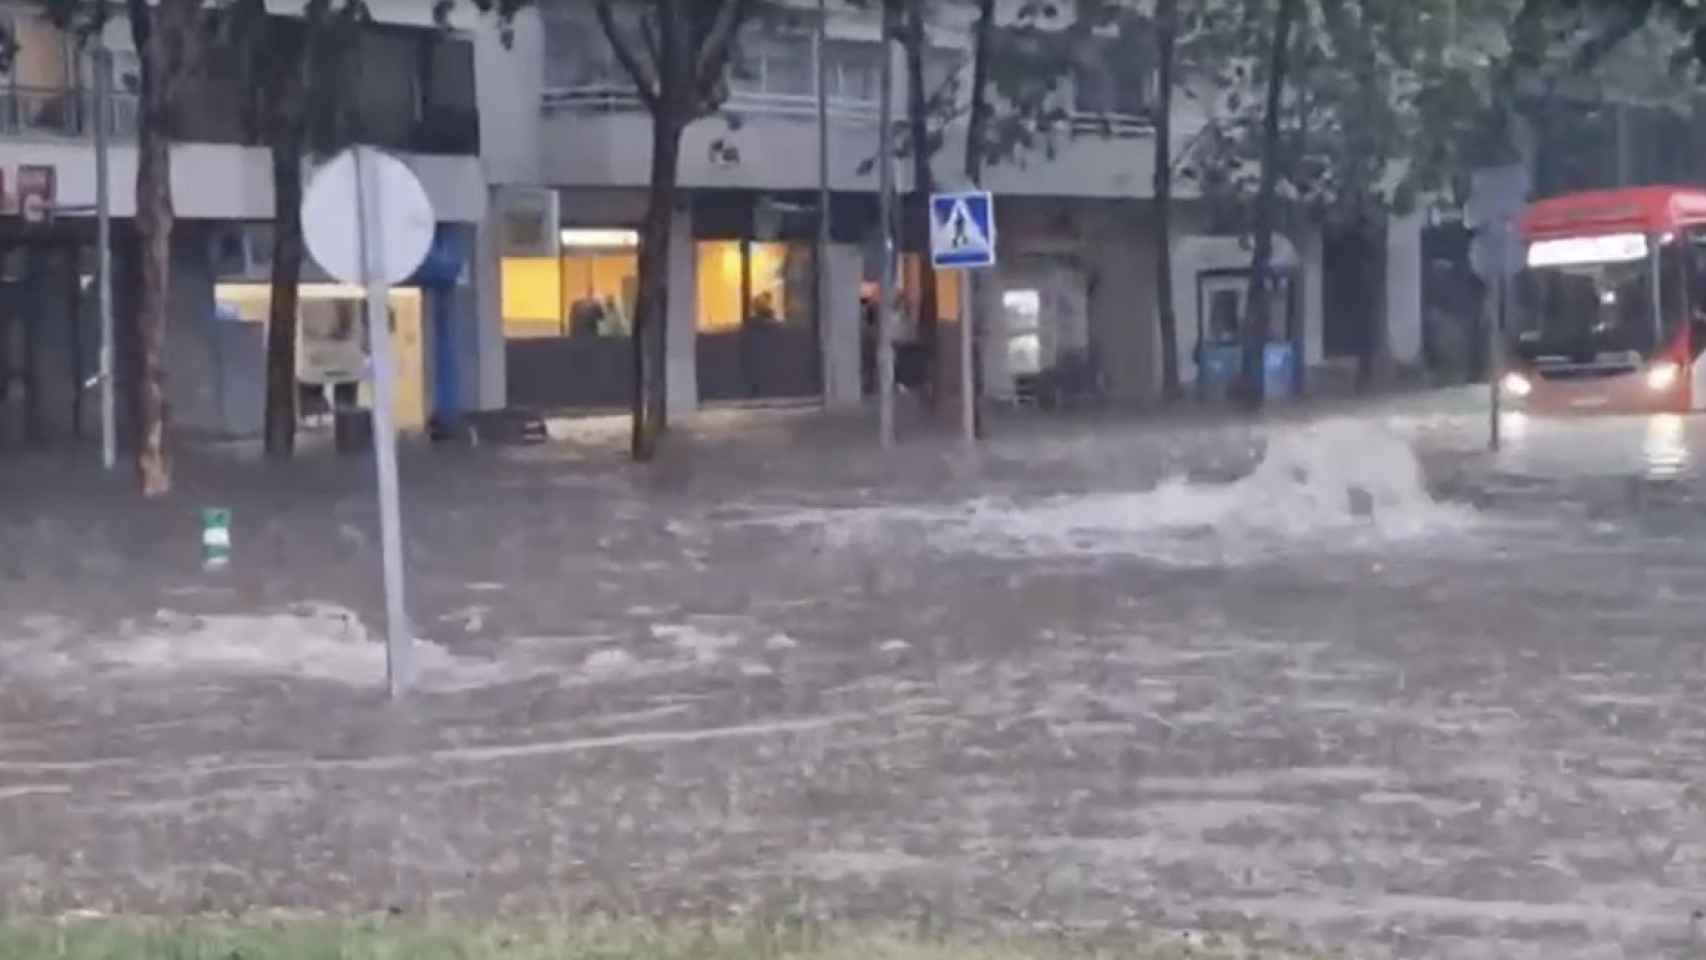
[0,86,141,141]
[1067,110,1153,138]
[542,84,879,125]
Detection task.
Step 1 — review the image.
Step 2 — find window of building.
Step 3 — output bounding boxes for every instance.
[730,33,814,97]
[824,40,880,103]
[562,252,639,339]
[543,12,626,90]
[1072,33,1151,118]
[696,240,813,334]
[899,254,962,334]
[502,257,562,339]
[921,50,963,107]
[1004,289,1041,376]
[502,230,640,340]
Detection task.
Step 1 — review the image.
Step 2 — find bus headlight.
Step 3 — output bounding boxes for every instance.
[1647,361,1680,391]
[1500,371,1533,398]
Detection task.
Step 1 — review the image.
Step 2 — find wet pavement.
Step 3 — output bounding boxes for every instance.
[4,393,1706,958]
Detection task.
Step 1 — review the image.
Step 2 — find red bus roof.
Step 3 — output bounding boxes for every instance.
[1521,186,1706,239]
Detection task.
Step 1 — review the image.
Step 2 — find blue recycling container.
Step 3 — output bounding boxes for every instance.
[1198,342,1297,401]
[1199,344,1242,399]
[1263,342,1297,400]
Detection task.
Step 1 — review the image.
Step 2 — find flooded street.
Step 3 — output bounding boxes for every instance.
[4,395,1706,957]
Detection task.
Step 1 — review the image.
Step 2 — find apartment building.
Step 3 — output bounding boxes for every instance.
[0,0,492,450]
[474,0,1370,418]
[0,0,1419,454]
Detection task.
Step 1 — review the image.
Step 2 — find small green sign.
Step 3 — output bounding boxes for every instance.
[201,507,231,569]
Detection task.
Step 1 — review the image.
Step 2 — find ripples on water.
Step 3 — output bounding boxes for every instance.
[1490,412,1695,482]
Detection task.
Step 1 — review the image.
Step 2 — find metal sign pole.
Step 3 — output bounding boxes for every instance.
[353,146,413,697]
[877,7,896,449]
[815,0,832,404]
[1490,270,1503,452]
[94,43,114,471]
[960,268,974,447]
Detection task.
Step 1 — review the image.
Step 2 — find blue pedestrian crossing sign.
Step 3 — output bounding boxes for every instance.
[929,190,996,269]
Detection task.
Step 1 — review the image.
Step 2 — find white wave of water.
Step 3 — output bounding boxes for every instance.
[768,419,1473,564]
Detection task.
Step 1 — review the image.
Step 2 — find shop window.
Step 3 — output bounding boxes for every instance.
[697,240,813,334]
[697,241,745,332]
[503,230,639,340]
[501,256,562,338]
[1004,289,1041,376]
[898,254,962,333]
[561,250,638,338]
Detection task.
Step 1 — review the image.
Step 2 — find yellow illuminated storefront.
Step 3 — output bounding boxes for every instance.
[501,234,801,339]
[215,283,427,432]
[694,240,797,333]
[497,212,962,407]
[502,229,641,340]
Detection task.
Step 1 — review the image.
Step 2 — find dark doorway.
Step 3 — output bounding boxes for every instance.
[1322,224,1383,360]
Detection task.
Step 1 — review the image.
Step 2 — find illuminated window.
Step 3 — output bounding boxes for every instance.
[697,241,745,332]
[562,250,639,338]
[502,228,639,340]
[501,257,562,339]
[696,240,813,334]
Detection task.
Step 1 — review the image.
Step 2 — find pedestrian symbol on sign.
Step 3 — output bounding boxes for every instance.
[929,190,995,269]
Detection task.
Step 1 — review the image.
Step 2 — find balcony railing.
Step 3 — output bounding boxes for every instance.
[543,84,880,123]
[1068,111,1153,138]
[0,85,141,140]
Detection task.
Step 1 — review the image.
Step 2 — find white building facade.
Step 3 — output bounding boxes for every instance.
[0,0,492,449]
[472,0,1371,419]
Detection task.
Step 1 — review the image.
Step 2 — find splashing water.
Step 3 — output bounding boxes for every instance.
[768,419,1472,564]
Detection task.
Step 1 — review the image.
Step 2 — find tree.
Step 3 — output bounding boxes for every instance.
[1152,0,1180,401]
[1176,0,1533,402]
[39,0,217,493]
[964,0,994,431]
[252,0,529,459]
[863,0,1135,418]
[37,0,526,491]
[593,0,751,461]
[1238,0,1299,410]
[901,0,941,407]
[124,0,201,495]
[243,0,337,460]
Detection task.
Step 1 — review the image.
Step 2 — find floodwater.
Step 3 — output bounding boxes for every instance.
[4,394,1706,958]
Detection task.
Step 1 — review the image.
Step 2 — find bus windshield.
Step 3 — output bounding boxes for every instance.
[1513,256,1656,359]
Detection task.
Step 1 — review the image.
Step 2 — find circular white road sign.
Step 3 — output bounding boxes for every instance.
[302,147,435,287]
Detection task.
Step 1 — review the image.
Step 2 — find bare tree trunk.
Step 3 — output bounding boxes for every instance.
[1240,0,1299,411]
[263,73,307,458]
[1153,0,1181,403]
[903,0,939,408]
[129,0,197,496]
[632,114,683,461]
[1356,216,1391,389]
[963,0,994,435]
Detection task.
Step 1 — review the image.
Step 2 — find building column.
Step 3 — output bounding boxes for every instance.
[665,198,698,418]
[1300,226,1325,369]
[975,270,1009,402]
[472,191,507,411]
[1091,230,1153,403]
[1385,209,1425,368]
[821,242,863,411]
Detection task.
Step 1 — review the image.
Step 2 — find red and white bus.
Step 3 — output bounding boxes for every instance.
[1503,185,1706,413]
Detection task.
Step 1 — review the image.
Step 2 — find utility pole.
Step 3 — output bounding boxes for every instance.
[877,1,896,448]
[816,0,832,405]
[94,41,115,470]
